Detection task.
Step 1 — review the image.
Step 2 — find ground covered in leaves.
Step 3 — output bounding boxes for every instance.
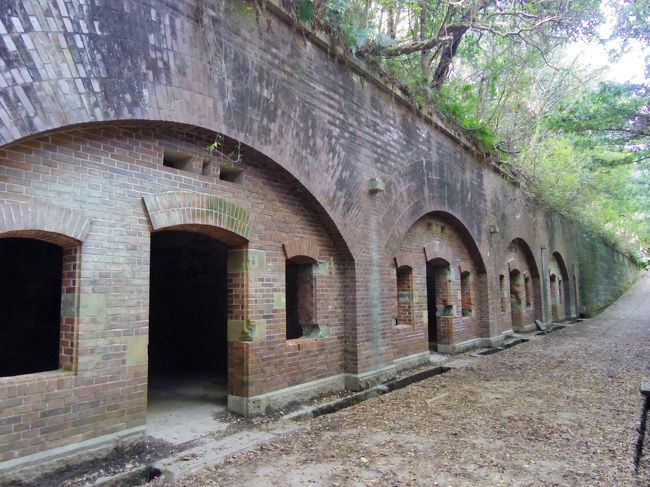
[179,276,650,486]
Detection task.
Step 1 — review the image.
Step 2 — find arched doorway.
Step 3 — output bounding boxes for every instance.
[549,251,571,321]
[549,274,559,321]
[426,258,452,346]
[148,230,232,405]
[145,215,250,439]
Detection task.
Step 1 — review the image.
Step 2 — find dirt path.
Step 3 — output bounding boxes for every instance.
[181,275,650,487]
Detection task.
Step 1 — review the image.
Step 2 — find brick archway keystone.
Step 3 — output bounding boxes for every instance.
[143,192,251,240]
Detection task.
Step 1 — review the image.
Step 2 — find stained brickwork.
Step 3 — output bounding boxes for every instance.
[0,0,640,467]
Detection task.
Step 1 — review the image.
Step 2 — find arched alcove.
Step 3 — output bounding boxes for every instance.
[549,251,571,321]
[396,211,489,353]
[504,238,542,331]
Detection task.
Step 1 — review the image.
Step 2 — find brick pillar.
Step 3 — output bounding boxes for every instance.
[59,245,80,371]
[226,248,268,415]
[227,248,249,398]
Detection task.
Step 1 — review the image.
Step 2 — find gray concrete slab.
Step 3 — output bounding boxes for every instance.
[147,372,229,445]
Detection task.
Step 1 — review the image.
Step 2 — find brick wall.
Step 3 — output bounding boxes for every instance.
[0,0,640,465]
[0,123,350,461]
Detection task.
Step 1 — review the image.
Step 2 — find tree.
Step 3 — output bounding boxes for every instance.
[609,0,650,77]
[546,82,649,168]
[356,0,602,90]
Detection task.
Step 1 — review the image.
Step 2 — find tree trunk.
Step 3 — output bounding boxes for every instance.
[431,24,468,90]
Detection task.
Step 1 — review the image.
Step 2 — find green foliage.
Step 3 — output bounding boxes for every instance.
[546,81,649,168]
[611,0,650,50]
[296,0,316,22]
[433,83,499,151]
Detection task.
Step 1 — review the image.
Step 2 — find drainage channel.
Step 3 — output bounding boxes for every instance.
[87,465,163,487]
[476,338,530,356]
[295,338,534,420]
[535,325,565,336]
[286,365,452,422]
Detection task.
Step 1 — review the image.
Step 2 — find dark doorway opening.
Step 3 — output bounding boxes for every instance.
[0,238,63,377]
[426,259,451,348]
[148,231,228,405]
[427,259,453,350]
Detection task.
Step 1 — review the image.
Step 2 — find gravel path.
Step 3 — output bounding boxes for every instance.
[180,274,650,486]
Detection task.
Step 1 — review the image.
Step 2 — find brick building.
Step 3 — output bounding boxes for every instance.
[0,0,639,469]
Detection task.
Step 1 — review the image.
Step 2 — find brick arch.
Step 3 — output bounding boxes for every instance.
[143,192,250,246]
[0,201,90,247]
[4,117,356,260]
[283,239,320,262]
[551,251,570,281]
[423,241,456,268]
[551,250,573,318]
[394,252,415,270]
[0,2,365,256]
[381,159,486,259]
[396,210,486,274]
[505,238,543,325]
[507,238,540,277]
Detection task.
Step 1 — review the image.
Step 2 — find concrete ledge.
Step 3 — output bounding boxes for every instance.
[437,332,515,354]
[229,359,429,416]
[513,323,537,333]
[228,374,346,416]
[344,364,398,391]
[437,338,482,354]
[0,426,145,485]
[392,351,431,371]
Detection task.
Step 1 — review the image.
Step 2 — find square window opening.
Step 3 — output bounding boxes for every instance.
[286,258,315,339]
[396,265,413,326]
[219,164,244,183]
[163,149,193,171]
[0,238,78,377]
